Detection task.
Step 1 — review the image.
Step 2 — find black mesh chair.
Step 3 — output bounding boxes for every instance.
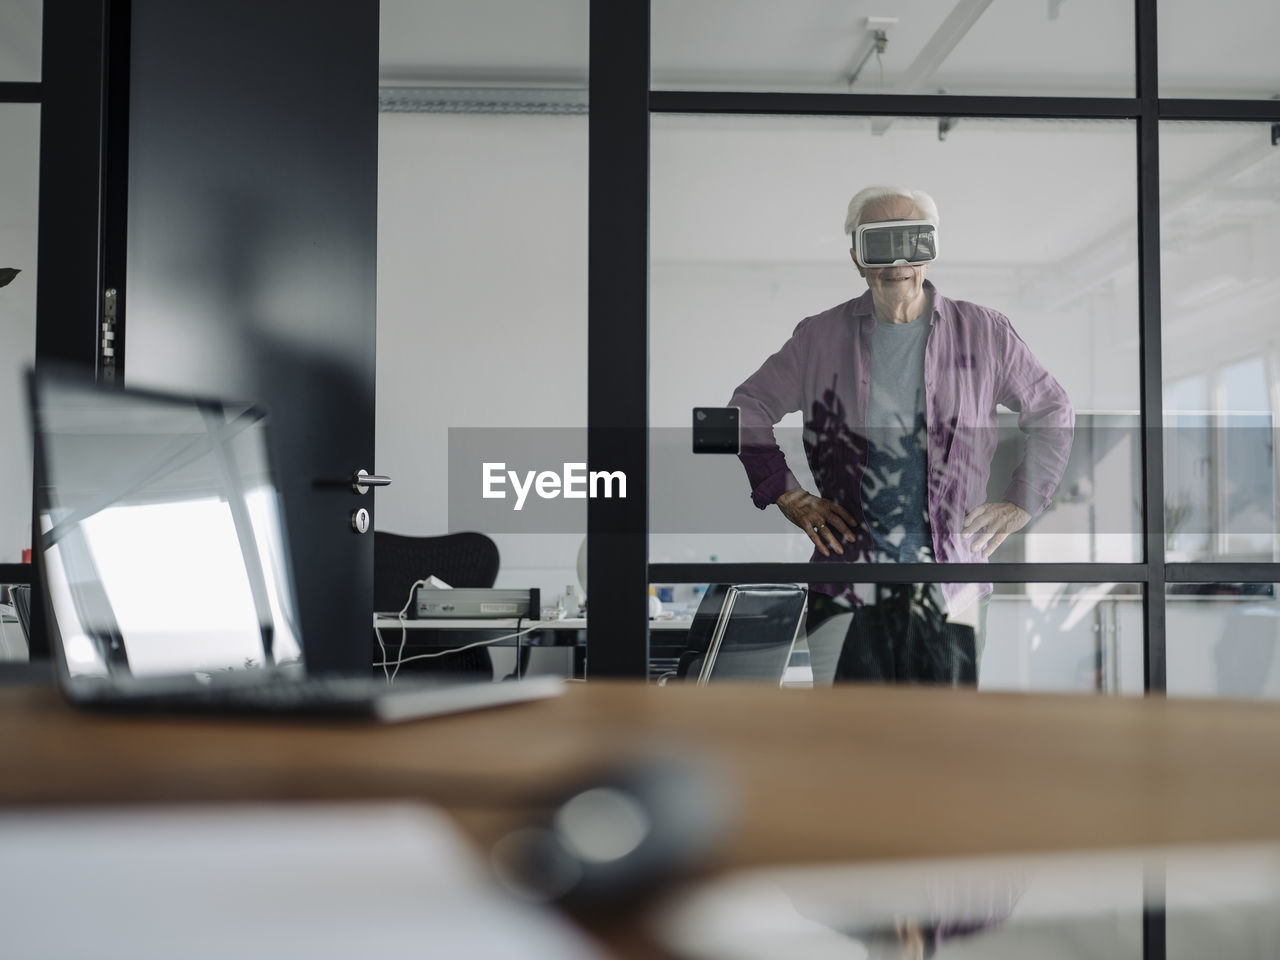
[12,585,31,646]
[373,531,500,677]
[669,583,807,685]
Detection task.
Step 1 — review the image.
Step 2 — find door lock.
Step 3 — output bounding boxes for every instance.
[350,508,371,534]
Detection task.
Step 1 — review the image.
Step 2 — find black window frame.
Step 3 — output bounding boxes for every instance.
[0,0,128,652]
[585,0,1280,683]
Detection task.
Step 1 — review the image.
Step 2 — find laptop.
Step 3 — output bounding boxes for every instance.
[26,370,562,722]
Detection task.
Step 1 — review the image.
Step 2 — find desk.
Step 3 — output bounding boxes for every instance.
[5,682,1280,953]
[372,616,691,632]
[372,615,696,681]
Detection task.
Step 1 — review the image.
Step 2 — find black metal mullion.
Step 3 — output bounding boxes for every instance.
[99,0,130,384]
[650,563,1147,585]
[651,91,1139,119]
[0,82,42,102]
[31,0,112,659]
[1136,0,1166,698]
[1137,4,1166,957]
[0,564,34,585]
[1166,564,1280,583]
[1160,99,1280,122]
[587,0,650,677]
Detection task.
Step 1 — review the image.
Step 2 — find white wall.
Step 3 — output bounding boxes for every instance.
[0,104,41,564]
[376,112,587,599]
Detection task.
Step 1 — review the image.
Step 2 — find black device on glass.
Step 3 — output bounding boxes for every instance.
[692,406,739,454]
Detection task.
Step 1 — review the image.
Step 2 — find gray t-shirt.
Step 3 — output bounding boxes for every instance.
[862,308,932,563]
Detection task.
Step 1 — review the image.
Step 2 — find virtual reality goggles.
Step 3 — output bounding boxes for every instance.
[852,220,939,269]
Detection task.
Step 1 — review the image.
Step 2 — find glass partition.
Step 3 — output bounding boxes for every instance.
[0,584,30,661]
[1167,584,1280,700]
[1159,0,1280,99]
[651,0,1134,97]
[651,580,1144,693]
[377,0,588,613]
[651,114,1140,569]
[1161,122,1280,563]
[0,103,40,565]
[0,0,42,82]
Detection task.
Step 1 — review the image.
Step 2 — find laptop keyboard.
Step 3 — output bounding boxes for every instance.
[103,675,425,716]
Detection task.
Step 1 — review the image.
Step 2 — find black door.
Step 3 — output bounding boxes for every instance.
[119,0,380,674]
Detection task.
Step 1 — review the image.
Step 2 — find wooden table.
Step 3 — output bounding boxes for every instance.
[5,680,1280,862]
[5,679,1280,955]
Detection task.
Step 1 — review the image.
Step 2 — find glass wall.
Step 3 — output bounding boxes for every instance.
[1159,0,1280,99]
[650,580,1144,693]
[1167,584,1280,699]
[376,0,589,616]
[1161,122,1280,564]
[0,583,30,661]
[0,0,42,82]
[651,0,1134,97]
[651,114,1140,568]
[0,103,41,565]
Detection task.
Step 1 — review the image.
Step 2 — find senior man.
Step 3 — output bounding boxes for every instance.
[729,185,1074,684]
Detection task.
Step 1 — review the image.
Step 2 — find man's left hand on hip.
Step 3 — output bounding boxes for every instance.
[962,501,1032,559]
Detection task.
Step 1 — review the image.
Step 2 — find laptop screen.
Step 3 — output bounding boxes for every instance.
[30,372,304,683]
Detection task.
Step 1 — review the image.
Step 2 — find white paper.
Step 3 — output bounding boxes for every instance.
[0,802,603,960]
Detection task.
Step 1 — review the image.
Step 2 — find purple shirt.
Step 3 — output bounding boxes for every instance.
[729,280,1074,610]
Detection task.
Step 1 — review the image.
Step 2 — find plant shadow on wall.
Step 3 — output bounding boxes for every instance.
[0,268,20,288]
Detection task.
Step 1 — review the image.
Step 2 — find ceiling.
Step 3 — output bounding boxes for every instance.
[4,1,1277,283]
[1,1,1276,95]
[378,0,1280,99]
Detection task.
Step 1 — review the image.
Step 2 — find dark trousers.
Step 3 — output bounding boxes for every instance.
[808,587,977,686]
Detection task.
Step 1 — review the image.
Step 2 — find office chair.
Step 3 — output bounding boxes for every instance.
[373,531,500,677]
[804,610,854,687]
[667,584,807,686]
[0,585,32,660]
[13,584,31,641]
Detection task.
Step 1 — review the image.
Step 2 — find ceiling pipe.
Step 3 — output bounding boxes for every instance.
[871,0,996,135]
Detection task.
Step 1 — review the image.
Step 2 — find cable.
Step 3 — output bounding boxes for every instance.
[372,623,544,668]
[389,579,429,683]
[374,623,391,682]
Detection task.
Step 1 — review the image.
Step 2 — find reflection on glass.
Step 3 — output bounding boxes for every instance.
[651,582,1144,693]
[1161,122,1280,563]
[652,583,807,685]
[0,103,40,563]
[651,0,1135,96]
[0,584,30,661]
[1167,584,1280,700]
[1159,1,1280,98]
[652,117,1139,568]
[659,845,1280,959]
[0,1,42,82]
[377,78,588,605]
[34,374,304,681]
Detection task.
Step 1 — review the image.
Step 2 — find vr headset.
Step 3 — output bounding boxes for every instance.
[852,219,938,269]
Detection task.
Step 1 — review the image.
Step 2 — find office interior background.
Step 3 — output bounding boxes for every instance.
[2,0,1280,693]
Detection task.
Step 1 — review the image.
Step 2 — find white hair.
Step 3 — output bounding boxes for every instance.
[844,185,940,237]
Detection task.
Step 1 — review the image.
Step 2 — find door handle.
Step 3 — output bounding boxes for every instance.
[351,469,392,495]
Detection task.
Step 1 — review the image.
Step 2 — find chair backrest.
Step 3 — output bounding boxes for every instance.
[373,531,500,612]
[12,585,32,646]
[676,584,807,686]
[804,611,854,687]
